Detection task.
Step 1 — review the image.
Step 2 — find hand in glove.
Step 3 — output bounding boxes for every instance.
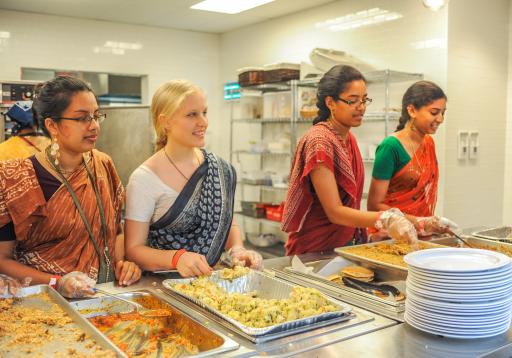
[228,247,263,270]
[375,208,418,246]
[415,216,462,236]
[0,274,23,296]
[57,271,96,298]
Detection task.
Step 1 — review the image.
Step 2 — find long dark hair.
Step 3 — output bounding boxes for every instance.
[32,76,94,137]
[313,65,366,125]
[396,81,447,131]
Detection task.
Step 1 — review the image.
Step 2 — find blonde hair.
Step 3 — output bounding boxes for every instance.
[151,80,201,151]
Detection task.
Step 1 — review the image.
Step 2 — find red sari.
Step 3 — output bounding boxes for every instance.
[383,135,438,216]
[281,122,366,255]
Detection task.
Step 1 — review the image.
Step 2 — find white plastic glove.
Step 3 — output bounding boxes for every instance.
[439,217,462,236]
[0,274,22,296]
[415,216,462,236]
[57,271,96,298]
[228,247,263,270]
[375,208,418,246]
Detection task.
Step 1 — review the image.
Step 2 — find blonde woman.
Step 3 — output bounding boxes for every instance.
[125,80,262,277]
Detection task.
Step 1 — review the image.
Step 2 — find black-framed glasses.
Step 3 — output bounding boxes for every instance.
[337,97,373,107]
[53,113,106,125]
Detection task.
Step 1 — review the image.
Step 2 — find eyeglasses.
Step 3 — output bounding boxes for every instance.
[337,97,373,107]
[54,113,106,125]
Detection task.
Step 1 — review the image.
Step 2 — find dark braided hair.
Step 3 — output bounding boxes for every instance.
[396,81,447,131]
[313,65,366,125]
[32,76,94,137]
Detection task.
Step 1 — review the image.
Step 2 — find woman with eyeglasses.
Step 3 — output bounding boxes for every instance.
[124,80,262,277]
[0,76,141,298]
[282,65,421,255]
[367,81,460,237]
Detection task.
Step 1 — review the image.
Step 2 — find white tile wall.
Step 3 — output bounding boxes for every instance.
[445,0,509,227]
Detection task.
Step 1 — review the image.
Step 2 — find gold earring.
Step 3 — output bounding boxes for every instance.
[49,137,60,166]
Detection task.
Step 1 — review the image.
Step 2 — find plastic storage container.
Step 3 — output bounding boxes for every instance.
[263,92,291,118]
[263,63,300,83]
[233,92,262,119]
[241,201,268,218]
[237,67,265,87]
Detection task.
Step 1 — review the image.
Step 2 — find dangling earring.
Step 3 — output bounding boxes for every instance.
[409,117,417,131]
[49,137,60,166]
[329,108,336,122]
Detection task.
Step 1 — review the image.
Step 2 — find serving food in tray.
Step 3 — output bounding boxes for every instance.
[73,291,234,358]
[0,287,116,357]
[336,240,447,269]
[163,268,351,336]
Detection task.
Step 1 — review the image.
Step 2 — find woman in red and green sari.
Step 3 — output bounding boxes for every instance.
[368,81,459,237]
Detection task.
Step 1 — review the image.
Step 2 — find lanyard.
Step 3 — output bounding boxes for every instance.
[19,136,42,152]
[46,149,112,283]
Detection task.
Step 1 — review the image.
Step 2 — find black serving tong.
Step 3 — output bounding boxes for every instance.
[342,276,403,301]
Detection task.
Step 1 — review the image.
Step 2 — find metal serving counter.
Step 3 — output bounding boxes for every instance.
[91,251,512,357]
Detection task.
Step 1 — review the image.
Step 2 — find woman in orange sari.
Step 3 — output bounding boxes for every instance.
[368,81,459,236]
[0,76,141,297]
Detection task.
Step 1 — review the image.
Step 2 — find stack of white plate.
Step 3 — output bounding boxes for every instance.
[404,248,512,339]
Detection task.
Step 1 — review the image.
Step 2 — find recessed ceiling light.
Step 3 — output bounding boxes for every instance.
[191,0,275,14]
[422,0,449,11]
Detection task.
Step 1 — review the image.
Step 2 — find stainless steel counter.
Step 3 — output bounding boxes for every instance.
[93,251,512,357]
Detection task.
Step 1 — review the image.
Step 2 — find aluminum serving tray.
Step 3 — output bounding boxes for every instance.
[334,239,448,272]
[70,289,239,358]
[162,270,352,338]
[472,226,512,243]
[272,268,406,322]
[431,235,512,256]
[0,285,123,357]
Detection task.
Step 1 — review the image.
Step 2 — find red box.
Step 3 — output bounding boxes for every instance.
[265,204,284,222]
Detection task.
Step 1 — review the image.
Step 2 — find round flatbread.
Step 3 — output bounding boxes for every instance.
[341,266,374,280]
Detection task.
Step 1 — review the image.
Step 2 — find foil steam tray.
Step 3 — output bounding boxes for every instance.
[473,227,512,243]
[162,270,352,337]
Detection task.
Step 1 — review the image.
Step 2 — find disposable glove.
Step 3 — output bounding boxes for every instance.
[57,271,96,298]
[415,216,462,236]
[228,247,263,270]
[375,208,418,246]
[0,274,24,296]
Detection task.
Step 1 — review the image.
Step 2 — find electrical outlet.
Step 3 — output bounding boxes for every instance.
[469,131,479,159]
[458,131,469,160]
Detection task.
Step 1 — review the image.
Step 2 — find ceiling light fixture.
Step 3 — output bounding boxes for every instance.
[315,8,403,32]
[422,0,449,11]
[191,0,274,14]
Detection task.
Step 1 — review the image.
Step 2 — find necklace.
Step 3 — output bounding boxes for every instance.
[163,148,201,181]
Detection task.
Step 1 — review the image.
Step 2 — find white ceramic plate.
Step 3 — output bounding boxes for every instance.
[406,297,511,316]
[406,280,512,300]
[407,273,512,289]
[405,304,511,326]
[405,310,511,332]
[405,313,510,339]
[405,290,512,310]
[408,265,512,280]
[404,248,511,273]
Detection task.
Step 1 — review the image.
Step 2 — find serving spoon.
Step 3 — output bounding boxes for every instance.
[93,288,172,318]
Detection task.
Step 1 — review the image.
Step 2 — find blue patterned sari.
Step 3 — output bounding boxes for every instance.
[148,150,236,266]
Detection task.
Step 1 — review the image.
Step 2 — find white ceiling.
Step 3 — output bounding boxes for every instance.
[0,0,335,33]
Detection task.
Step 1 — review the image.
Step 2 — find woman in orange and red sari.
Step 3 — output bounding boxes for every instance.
[367,81,459,236]
[0,76,141,298]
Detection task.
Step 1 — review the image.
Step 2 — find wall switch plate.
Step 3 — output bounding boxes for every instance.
[458,131,469,160]
[469,131,479,159]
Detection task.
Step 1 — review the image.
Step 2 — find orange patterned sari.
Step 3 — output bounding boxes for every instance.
[0,150,124,281]
[383,135,438,216]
